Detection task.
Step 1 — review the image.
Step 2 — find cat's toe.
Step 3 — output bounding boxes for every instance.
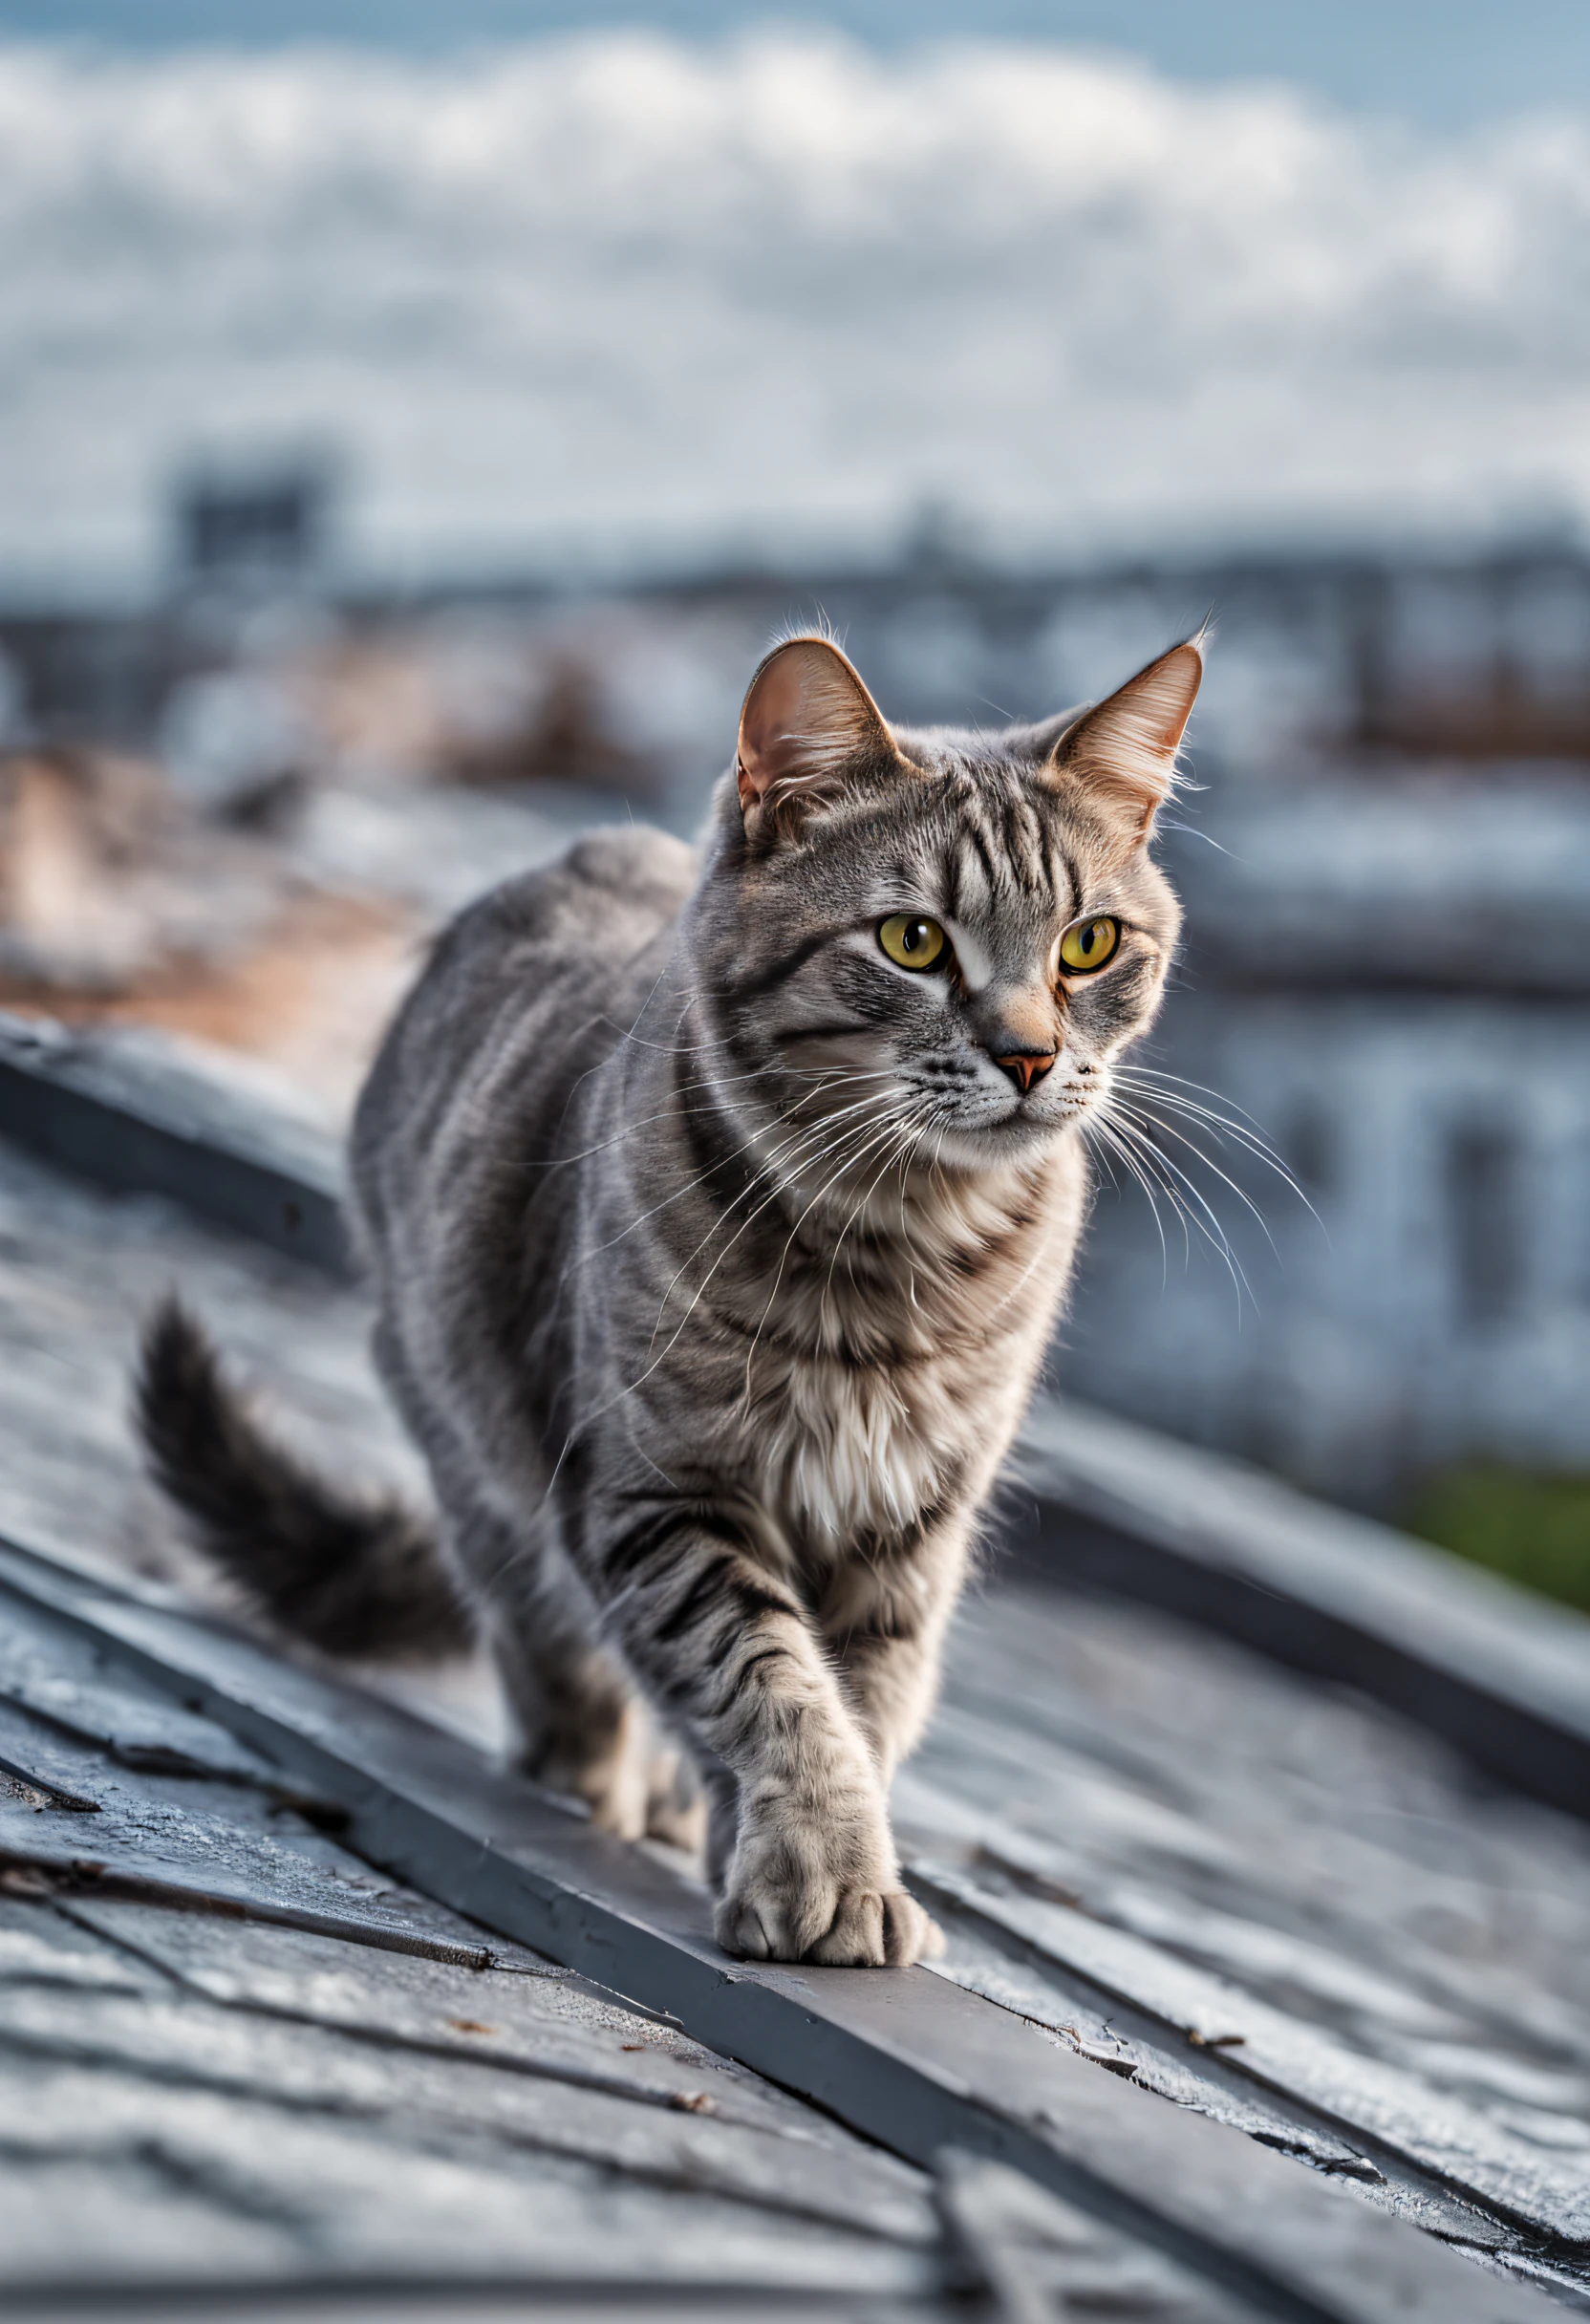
[715,1857,836,1961]
[714,1890,779,1959]
[805,1886,938,1969]
[804,1888,886,1966]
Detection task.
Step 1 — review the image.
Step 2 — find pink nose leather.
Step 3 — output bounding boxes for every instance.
[995,1052,1056,1094]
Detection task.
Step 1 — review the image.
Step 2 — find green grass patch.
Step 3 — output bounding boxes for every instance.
[1407,1465,1590,1615]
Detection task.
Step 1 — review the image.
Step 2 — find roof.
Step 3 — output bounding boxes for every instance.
[2,1013,1589,2320]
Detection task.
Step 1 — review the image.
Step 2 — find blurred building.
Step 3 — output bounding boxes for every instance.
[1030,549,1590,1514]
[3,534,1588,1510]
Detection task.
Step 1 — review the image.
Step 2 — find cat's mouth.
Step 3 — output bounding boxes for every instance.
[910,1065,1103,1123]
[893,1074,1099,1168]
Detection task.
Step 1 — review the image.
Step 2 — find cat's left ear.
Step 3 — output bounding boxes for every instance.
[1041,639,1203,841]
[737,635,908,841]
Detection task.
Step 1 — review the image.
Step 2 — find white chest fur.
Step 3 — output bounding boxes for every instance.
[745,1153,1080,1554]
[761,1354,956,1546]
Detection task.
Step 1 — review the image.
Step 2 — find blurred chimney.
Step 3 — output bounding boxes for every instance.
[174,458,334,590]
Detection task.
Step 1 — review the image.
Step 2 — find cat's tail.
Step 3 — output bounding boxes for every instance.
[135,1295,473,1663]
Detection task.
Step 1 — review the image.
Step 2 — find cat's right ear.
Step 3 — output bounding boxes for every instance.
[1041,638,1203,842]
[736,636,904,841]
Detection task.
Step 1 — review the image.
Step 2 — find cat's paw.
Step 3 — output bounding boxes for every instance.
[713,1818,943,1967]
[526,1737,649,1840]
[646,1786,708,1854]
[576,1763,651,1840]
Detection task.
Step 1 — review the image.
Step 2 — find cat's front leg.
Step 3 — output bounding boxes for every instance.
[596,1500,935,1967]
[821,1532,971,1784]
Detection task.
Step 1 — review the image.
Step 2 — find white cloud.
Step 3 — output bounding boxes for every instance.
[1,32,1588,590]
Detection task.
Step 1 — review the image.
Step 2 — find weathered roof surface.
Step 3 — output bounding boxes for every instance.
[906,1590,1590,2258]
[0,1094,412,1586]
[0,1582,947,2313]
[3,1020,1589,2318]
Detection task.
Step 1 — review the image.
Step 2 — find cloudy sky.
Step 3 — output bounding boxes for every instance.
[8,3,1590,126]
[2,12,1588,593]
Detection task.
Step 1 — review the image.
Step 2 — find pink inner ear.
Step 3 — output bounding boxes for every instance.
[736,637,892,817]
[738,654,813,805]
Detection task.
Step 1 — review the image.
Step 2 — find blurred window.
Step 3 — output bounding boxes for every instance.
[1283,1103,1335,1199]
[177,467,328,583]
[1445,1125,1521,1328]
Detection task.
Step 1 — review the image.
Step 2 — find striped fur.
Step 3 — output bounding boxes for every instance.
[140,635,1196,1968]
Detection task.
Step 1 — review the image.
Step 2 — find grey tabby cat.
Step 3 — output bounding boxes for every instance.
[139,631,1200,1969]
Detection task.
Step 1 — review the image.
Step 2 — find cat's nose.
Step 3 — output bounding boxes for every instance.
[993,1049,1056,1095]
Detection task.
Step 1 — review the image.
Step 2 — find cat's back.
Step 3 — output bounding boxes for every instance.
[414,824,694,1019]
[351,825,696,1241]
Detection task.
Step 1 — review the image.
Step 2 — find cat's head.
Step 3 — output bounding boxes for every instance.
[696,632,1195,1173]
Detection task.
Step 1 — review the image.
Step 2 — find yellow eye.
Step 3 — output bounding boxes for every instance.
[1059,915,1121,974]
[878,915,948,971]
